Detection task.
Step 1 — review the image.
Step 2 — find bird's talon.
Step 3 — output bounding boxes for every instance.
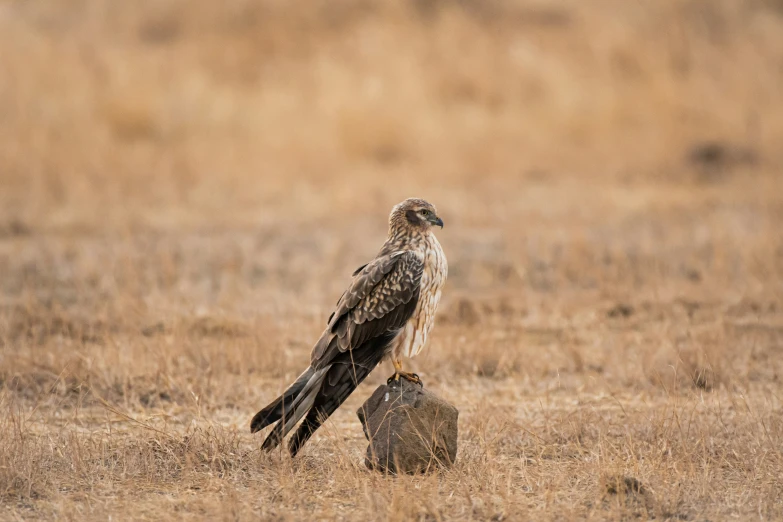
[387,371,423,387]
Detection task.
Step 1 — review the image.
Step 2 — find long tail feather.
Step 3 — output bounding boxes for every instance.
[250,367,315,433]
[261,385,319,450]
[254,366,329,451]
[251,331,396,455]
[287,333,392,456]
[287,365,367,456]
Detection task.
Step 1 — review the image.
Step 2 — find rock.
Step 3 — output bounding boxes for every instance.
[356,378,458,474]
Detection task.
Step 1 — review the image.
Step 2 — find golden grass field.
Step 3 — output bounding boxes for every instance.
[2,0,783,520]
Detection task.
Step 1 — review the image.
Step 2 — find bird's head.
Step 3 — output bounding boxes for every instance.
[389,198,444,235]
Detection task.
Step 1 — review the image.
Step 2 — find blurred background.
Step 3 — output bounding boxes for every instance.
[2,0,782,229]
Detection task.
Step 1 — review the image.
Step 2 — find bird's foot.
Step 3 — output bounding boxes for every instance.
[387,371,423,387]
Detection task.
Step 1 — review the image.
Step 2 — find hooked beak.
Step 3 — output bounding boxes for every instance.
[430,215,444,228]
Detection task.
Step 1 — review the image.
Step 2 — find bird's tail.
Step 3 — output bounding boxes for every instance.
[286,361,372,457]
[250,366,329,450]
[251,331,395,455]
[286,333,393,456]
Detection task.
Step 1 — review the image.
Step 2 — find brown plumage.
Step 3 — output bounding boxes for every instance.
[250,198,448,456]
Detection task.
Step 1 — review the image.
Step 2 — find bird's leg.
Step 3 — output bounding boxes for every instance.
[388,358,422,386]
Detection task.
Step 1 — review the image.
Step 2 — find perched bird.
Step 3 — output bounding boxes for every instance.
[250,198,448,456]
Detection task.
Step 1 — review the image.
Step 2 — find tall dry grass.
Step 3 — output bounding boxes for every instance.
[1,0,783,520]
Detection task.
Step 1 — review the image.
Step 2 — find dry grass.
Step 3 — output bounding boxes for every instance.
[2,0,783,520]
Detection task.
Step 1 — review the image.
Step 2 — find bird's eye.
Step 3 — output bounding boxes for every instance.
[420,209,430,216]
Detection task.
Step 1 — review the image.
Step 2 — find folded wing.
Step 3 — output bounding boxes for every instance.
[310,250,424,370]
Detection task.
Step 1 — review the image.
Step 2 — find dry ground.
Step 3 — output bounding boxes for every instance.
[2,0,783,520]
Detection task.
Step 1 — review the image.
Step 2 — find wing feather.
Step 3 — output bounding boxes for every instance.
[310,251,423,369]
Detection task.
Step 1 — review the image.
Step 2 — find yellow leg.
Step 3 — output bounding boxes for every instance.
[388,359,422,385]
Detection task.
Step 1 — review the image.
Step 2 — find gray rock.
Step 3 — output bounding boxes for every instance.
[356,379,458,474]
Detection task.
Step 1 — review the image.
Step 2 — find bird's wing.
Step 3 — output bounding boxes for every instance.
[310,250,424,369]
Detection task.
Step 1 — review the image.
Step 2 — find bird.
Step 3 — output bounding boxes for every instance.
[250,198,448,456]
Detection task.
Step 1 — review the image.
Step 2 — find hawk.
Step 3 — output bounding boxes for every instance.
[250,198,448,456]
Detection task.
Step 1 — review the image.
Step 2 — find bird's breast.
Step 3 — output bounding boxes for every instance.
[395,235,448,359]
